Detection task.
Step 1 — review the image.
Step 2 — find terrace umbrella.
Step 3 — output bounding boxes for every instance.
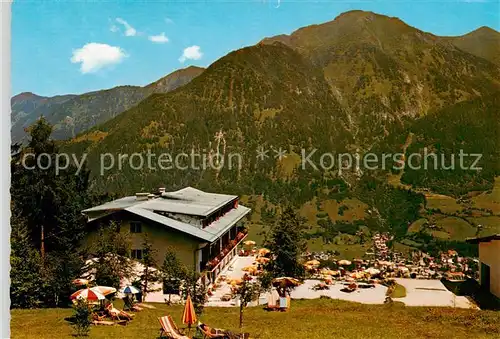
[182,295,197,334]
[272,277,301,286]
[304,264,314,271]
[258,248,270,256]
[272,277,301,297]
[243,265,257,272]
[255,257,270,264]
[306,260,320,266]
[70,288,106,301]
[229,278,243,286]
[338,260,352,266]
[91,286,117,296]
[120,285,141,294]
[243,240,256,246]
[320,269,335,276]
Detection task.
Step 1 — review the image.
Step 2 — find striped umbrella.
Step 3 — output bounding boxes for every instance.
[70,288,105,301]
[91,286,117,296]
[120,285,140,294]
[182,295,197,333]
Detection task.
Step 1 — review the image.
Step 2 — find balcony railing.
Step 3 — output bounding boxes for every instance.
[205,229,248,272]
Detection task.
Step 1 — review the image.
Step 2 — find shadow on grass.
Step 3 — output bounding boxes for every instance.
[442,278,500,310]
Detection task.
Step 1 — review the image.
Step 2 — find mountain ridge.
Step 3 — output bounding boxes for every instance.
[11,66,205,143]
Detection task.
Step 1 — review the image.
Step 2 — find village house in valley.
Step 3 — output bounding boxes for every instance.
[467,234,500,300]
[82,187,251,300]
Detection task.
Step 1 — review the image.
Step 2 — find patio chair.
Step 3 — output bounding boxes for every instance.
[159,315,191,339]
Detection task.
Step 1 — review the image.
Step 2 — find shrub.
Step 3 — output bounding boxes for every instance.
[72,299,91,337]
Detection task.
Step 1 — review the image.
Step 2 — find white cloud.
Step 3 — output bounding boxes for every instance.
[165,18,174,24]
[179,45,203,63]
[71,43,127,74]
[148,32,169,44]
[115,18,137,37]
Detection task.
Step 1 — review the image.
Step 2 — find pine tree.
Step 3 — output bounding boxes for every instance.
[161,247,186,304]
[140,233,162,300]
[180,270,207,316]
[10,218,44,308]
[266,206,306,281]
[90,222,133,290]
[10,119,92,307]
[11,118,91,256]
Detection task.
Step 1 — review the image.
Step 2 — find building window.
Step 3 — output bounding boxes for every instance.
[131,249,143,260]
[130,221,142,233]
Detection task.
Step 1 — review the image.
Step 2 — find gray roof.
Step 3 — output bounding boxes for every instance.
[83,187,237,217]
[82,187,249,242]
[466,234,500,244]
[125,205,251,242]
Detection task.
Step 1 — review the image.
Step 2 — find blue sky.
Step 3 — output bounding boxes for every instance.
[12,0,500,97]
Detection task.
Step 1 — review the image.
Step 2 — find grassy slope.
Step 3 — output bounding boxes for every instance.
[10,299,500,339]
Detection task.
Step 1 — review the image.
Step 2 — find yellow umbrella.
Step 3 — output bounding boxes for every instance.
[243,240,256,246]
[338,260,352,266]
[258,248,270,256]
[306,260,320,266]
[230,278,243,286]
[182,295,197,333]
[243,265,257,272]
[272,277,301,287]
[321,269,337,276]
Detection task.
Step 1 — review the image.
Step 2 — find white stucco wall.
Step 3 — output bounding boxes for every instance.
[479,240,500,298]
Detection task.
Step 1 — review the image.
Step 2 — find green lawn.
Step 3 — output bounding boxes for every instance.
[11,299,500,339]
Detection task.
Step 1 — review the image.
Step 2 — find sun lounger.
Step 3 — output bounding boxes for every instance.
[159,315,191,339]
[198,324,226,338]
[92,320,115,326]
[198,324,250,339]
[106,303,134,321]
[92,312,106,321]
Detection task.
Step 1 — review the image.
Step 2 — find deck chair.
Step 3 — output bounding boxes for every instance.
[92,312,106,321]
[279,296,291,312]
[106,303,134,321]
[197,323,226,339]
[159,315,191,339]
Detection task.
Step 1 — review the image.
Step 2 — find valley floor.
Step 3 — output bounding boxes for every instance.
[11,299,499,339]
